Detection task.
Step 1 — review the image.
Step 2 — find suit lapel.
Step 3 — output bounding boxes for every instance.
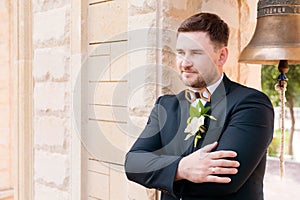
[179,96,195,154]
[200,75,231,147]
[176,91,195,155]
[161,91,194,156]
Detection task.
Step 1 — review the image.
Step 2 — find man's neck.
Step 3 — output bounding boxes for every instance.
[207,73,224,95]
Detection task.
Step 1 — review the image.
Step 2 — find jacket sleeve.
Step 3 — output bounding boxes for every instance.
[182,90,274,196]
[124,96,182,197]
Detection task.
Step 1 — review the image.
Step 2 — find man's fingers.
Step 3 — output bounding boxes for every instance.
[209,166,238,175]
[205,175,232,183]
[209,150,238,159]
[212,159,240,168]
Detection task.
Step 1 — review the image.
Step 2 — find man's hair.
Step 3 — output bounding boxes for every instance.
[177,12,229,47]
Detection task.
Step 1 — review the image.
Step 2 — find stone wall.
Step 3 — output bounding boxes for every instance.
[0,0,276,199]
[32,0,72,199]
[3,0,298,199]
[0,0,14,199]
[17,0,260,200]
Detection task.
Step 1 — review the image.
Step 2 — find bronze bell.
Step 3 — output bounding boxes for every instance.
[239,0,300,64]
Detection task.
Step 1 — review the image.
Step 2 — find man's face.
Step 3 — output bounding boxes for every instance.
[176,31,226,89]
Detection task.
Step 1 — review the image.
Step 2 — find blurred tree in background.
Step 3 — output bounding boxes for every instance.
[261,64,300,158]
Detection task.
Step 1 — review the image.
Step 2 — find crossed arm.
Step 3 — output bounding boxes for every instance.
[125,92,274,197]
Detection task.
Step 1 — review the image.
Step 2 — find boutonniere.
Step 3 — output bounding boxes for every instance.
[184,100,216,147]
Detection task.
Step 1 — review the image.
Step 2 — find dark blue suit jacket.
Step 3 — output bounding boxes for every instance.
[125,74,274,200]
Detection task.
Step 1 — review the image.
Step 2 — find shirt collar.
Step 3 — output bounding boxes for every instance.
[207,73,224,96]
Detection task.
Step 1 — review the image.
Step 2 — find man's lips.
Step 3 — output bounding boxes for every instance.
[182,71,197,74]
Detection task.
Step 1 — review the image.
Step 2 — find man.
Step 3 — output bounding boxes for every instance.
[125,12,274,200]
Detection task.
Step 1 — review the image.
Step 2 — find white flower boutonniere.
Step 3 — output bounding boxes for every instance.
[184,100,216,147]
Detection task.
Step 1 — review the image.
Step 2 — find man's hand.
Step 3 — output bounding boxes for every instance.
[175,142,239,183]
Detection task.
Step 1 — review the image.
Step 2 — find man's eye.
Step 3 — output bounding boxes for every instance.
[192,51,203,55]
[177,51,185,56]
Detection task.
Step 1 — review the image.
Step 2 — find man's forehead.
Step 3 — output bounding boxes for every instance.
[176,32,207,50]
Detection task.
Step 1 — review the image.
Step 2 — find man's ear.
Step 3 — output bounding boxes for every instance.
[218,47,228,66]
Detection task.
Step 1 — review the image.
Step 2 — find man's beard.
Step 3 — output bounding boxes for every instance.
[182,75,207,89]
[190,79,207,89]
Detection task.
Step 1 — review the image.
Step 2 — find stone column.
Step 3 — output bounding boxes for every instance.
[32,0,72,199]
[0,0,14,198]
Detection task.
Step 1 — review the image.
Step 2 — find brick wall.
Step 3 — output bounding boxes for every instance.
[32,0,72,199]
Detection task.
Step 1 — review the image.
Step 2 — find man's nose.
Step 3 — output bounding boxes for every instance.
[181,58,193,68]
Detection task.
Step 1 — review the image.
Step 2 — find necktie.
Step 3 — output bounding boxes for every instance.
[185,88,211,103]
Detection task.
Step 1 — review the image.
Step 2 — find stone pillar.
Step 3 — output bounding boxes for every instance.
[0,0,14,198]
[32,0,72,199]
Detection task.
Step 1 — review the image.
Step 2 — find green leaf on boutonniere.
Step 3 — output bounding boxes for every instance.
[203,106,211,114]
[204,114,217,121]
[194,133,202,148]
[189,104,199,118]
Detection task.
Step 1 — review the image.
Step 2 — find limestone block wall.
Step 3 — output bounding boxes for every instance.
[0,0,260,200]
[29,0,259,200]
[32,0,72,199]
[85,0,151,199]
